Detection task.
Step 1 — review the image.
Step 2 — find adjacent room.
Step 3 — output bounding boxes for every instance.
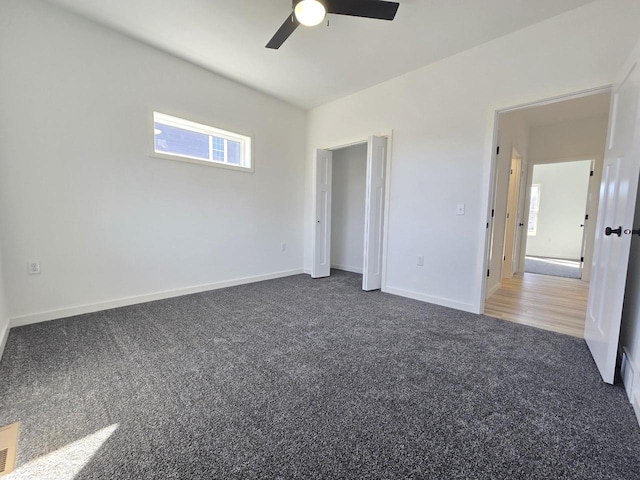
[484,91,610,337]
[1,0,640,478]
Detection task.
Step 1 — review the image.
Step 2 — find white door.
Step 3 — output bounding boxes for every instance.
[585,59,640,384]
[579,161,595,279]
[312,149,332,278]
[362,136,387,291]
[503,155,521,278]
[513,160,528,274]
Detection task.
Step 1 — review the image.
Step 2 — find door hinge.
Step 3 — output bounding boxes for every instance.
[504,256,506,261]
[486,222,489,228]
[585,214,589,220]
[496,146,500,155]
[491,209,495,218]
[581,256,585,262]
[590,170,594,177]
[487,269,490,277]
[510,169,513,174]
[506,213,510,219]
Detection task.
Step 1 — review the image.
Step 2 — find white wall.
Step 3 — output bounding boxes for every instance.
[526,161,592,259]
[305,0,640,313]
[0,0,306,324]
[487,112,529,297]
[331,144,367,273]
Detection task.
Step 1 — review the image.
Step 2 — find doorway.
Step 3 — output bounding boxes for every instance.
[524,160,593,280]
[311,135,392,292]
[330,143,367,275]
[483,89,611,338]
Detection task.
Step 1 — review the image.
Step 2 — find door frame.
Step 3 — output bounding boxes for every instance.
[518,156,602,281]
[311,131,394,290]
[480,86,612,306]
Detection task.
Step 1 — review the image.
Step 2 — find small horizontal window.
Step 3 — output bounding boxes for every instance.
[153,112,252,171]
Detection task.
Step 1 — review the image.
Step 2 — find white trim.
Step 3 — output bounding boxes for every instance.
[621,347,640,426]
[304,268,312,275]
[621,347,635,399]
[331,264,363,274]
[384,285,476,313]
[486,281,502,299]
[9,269,304,328]
[381,131,394,292]
[149,152,255,173]
[496,85,612,115]
[0,323,9,363]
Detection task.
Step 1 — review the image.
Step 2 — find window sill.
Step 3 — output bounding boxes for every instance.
[149,151,254,173]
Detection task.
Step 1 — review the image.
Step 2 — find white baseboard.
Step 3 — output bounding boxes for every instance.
[9,268,304,328]
[383,285,476,313]
[621,347,640,426]
[330,264,363,274]
[486,281,501,299]
[0,322,9,363]
[621,348,636,399]
[633,390,640,426]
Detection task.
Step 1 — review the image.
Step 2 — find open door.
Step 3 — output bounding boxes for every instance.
[503,153,522,278]
[579,161,594,279]
[512,159,528,274]
[312,149,332,278]
[362,136,387,291]
[585,58,640,384]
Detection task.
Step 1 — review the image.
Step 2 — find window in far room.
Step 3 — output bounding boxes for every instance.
[153,112,252,171]
[528,184,540,236]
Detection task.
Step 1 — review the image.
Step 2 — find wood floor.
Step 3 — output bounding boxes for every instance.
[485,273,589,338]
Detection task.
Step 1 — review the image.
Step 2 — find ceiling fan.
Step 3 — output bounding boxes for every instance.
[266,0,400,49]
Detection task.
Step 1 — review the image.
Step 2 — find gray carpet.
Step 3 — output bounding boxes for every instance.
[525,256,581,279]
[1,270,639,479]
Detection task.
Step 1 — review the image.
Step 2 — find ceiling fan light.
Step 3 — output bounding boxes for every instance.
[294,0,326,27]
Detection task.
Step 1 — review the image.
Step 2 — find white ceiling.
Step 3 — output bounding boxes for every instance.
[43,0,598,109]
[518,91,612,128]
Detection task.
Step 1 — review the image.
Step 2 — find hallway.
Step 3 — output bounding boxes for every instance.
[485,273,589,338]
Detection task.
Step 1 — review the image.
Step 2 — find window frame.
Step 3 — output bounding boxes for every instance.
[151,112,254,173]
[528,183,541,236]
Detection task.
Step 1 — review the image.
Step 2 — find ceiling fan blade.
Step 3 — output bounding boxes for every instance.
[266,14,300,49]
[325,0,399,20]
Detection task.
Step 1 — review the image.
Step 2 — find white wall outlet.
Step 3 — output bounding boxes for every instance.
[417,255,424,267]
[281,243,287,252]
[457,203,466,216]
[28,261,41,275]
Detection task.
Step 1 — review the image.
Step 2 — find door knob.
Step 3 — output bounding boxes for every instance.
[605,226,622,237]
[580,224,585,227]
